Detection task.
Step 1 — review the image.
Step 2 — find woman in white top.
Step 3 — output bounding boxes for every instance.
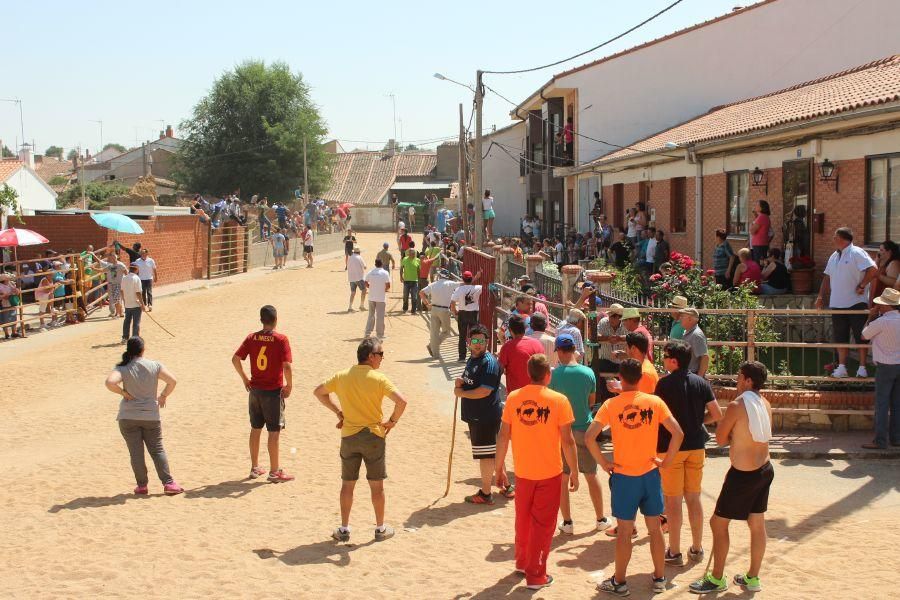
[482,190,496,239]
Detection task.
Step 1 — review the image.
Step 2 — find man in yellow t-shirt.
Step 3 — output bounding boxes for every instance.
[495,354,579,591]
[586,358,684,597]
[314,338,408,543]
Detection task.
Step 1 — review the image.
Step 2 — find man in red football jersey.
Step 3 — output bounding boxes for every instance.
[232,305,295,483]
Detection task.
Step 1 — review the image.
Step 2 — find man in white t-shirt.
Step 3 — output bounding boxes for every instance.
[303,225,315,268]
[408,205,416,229]
[451,269,483,362]
[133,248,157,311]
[815,227,878,378]
[364,259,391,339]
[120,264,145,343]
[347,247,367,313]
[420,269,460,358]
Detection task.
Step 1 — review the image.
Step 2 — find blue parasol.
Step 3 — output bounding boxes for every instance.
[91,212,144,234]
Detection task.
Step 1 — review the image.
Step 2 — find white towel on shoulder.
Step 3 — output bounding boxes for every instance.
[738,390,772,443]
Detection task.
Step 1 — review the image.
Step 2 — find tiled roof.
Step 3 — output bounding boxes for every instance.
[33,157,74,187]
[321,151,437,206]
[0,159,24,182]
[595,55,900,165]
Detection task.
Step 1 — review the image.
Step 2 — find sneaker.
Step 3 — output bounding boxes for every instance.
[688,546,705,562]
[558,520,574,534]
[134,485,149,495]
[249,466,267,479]
[332,527,350,542]
[733,573,761,592]
[163,482,184,495]
[652,576,668,593]
[525,575,554,590]
[465,490,495,505]
[857,366,869,378]
[374,525,395,541]
[501,484,516,499]
[267,469,295,483]
[359,304,367,311]
[830,364,849,378]
[689,573,728,594]
[665,549,685,566]
[596,517,612,532]
[605,525,638,538]
[597,576,629,596]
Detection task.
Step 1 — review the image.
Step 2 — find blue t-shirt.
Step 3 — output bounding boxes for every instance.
[460,352,502,423]
[52,271,66,298]
[549,363,597,431]
[275,205,288,221]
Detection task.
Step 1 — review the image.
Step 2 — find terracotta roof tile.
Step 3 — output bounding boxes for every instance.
[595,55,900,165]
[33,157,74,185]
[322,152,437,206]
[0,160,24,182]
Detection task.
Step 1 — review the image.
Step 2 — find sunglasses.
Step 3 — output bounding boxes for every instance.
[372,351,385,357]
[469,337,487,344]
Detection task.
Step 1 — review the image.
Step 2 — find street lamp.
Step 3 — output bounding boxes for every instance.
[819,158,839,192]
[751,166,768,195]
[434,72,476,92]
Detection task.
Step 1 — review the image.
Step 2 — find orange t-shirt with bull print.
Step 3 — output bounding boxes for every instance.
[502,385,575,481]
[594,390,672,477]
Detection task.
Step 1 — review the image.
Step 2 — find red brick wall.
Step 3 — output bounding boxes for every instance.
[13,213,214,285]
[702,172,728,267]
[811,158,868,270]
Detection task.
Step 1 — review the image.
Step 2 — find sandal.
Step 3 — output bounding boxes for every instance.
[501,484,516,499]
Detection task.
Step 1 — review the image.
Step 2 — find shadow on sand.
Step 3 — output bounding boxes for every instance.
[253,538,377,567]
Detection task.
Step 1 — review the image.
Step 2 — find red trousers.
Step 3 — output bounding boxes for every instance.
[514,473,562,585]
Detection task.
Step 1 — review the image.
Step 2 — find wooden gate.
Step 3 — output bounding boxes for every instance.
[208,224,249,279]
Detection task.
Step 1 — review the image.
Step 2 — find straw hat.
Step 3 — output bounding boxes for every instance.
[874,288,900,306]
[680,307,700,318]
[607,303,624,316]
[669,295,689,309]
[621,307,641,320]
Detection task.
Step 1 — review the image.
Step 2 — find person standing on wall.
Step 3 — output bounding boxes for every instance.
[483,190,496,240]
[133,248,157,311]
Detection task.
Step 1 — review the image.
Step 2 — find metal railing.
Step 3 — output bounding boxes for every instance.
[506,259,525,286]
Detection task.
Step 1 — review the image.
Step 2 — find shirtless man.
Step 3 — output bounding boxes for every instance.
[690,361,773,595]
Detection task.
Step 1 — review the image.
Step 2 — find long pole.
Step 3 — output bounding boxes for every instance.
[303,136,309,209]
[458,103,467,234]
[79,146,86,210]
[443,396,459,497]
[473,70,484,247]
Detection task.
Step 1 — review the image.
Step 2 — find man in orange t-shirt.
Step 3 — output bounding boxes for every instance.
[586,358,684,597]
[496,354,579,591]
[607,331,659,396]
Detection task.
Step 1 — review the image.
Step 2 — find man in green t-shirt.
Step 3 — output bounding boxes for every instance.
[549,333,611,535]
[400,248,421,313]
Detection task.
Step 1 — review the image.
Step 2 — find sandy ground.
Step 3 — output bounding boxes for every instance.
[1,232,899,599]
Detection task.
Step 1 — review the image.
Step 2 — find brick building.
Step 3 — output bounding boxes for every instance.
[564,55,900,277]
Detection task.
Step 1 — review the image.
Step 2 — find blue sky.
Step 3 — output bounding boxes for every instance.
[3,0,746,155]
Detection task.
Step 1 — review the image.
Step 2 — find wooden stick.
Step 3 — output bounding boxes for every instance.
[145,311,176,338]
[443,396,459,498]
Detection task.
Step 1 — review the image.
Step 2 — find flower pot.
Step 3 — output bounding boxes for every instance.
[790,268,814,294]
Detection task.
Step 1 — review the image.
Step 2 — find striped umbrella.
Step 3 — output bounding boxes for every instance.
[0,227,50,263]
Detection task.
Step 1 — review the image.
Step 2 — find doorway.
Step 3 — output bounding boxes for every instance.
[613,183,625,229]
[782,159,813,258]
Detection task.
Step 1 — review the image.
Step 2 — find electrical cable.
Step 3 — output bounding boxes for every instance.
[483,0,685,75]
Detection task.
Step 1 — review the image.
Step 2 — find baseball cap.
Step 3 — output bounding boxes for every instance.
[555,334,576,350]
[462,270,474,280]
[621,307,641,320]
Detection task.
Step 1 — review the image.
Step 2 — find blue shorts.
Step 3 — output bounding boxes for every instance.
[610,468,664,521]
[483,209,496,220]
[350,280,365,292]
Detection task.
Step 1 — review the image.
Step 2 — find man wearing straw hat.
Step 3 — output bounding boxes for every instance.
[861,288,900,449]
[597,303,627,374]
[621,307,654,360]
[669,295,689,340]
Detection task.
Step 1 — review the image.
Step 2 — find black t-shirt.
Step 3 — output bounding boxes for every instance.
[766,261,790,290]
[610,241,630,269]
[460,352,503,423]
[654,369,715,452]
[343,235,356,251]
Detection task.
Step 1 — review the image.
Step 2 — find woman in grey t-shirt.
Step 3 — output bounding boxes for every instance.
[105,336,183,495]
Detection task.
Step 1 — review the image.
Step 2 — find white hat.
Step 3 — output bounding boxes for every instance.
[874,288,900,306]
[669,295,689,309]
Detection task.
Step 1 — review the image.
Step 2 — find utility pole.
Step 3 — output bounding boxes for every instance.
[387,93,398,152]
[473,70,484,246]
[303,136,309,209]
[458,103,468,233]
[79,145,86,210]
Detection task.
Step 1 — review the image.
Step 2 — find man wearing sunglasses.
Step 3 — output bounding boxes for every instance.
[314,338,408,543]
[454,324,514,504]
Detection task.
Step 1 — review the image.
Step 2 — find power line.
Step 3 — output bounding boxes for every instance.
[483,0,685,75]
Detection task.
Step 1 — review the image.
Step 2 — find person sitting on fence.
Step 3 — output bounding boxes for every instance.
[556,309,586,364]
[0,273,22,339]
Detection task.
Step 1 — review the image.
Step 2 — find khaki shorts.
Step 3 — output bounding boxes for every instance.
[562,430,598,475]
[340,429,387,481]
[658,449,705,496]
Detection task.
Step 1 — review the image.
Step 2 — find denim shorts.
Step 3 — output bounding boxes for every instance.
[350,280,365,292]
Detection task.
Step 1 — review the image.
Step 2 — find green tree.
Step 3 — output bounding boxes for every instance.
[45,145,64,159]
[58,181,130,210]
[66,149,78,161]
[1,145,14,158]
[102,143,127,154]
[174,60,331,198]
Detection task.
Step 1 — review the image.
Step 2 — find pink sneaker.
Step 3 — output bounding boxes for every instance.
[249,466,267,479]
[134,485,149,495]
[163,482,184,495]
[267,469,295,483]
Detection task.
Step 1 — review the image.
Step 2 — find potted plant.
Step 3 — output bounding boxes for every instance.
[789,255,816,294]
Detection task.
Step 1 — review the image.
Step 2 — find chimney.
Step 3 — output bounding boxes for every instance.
[18,145,35,169]
[159,130,166,140]
[165,124,174,138]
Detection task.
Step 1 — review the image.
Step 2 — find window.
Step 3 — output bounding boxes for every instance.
[727,171,750,235]
[670,177,686,232]
[867,154,900,244]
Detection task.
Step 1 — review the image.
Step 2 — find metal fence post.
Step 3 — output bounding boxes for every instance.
[243,226,250,273]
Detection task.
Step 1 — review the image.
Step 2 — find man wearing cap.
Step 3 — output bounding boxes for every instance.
[346,247,368,313]
[451,270,483,362]
[400,247,421,314]
[420,269,460,358]
[680,308,709,377]
[669,296,689,340]
[622,308,654,360]
[364,259,391,340]
[861,288,900,449]
[557,309,586,363]
[550,333,610,535]
[597,303,627,374]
